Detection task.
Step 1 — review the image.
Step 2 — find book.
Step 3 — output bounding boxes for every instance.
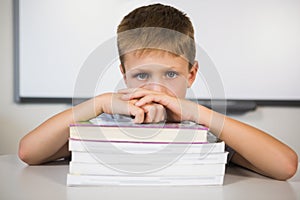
[67,174,225,186]
[70,151,229,165]
[69,138,225,154]
[67,114,228,186]
[69,162,226,176]
[69,122,208,144]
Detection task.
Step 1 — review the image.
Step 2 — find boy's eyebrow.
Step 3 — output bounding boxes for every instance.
[126,68,151,74]
[163,66,188,73]
[168,66,182,70]
[129,64,182,70]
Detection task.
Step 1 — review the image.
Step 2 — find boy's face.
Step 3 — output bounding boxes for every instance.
[120,51,198,98]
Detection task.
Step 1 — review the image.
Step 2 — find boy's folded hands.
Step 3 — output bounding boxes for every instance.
[118,88,200,124]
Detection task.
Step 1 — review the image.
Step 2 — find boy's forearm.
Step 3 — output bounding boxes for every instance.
[196,104,298,180]
[18,107,74,165]
[222,116,297,180]
[18,96,103,165]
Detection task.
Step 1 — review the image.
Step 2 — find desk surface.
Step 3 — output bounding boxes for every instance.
[0,155,299,200]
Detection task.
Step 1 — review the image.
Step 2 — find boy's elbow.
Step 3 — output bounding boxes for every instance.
[18,139,41,165]
[18,140,32,165]
[277,151,298,181]
[285,152,298,180]
[18,146,29,164]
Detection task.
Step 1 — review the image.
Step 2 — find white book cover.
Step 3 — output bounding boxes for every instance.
[67,174,224,186]
[70,125,208,144]
[70,114,208,144]
[69,139,225,155]
[69,161,226,176]
[71,151,229,165]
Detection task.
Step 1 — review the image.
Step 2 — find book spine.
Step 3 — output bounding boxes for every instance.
[67,174,224,186]
[69,162,226,176]
[69,139,224,154]
[71,151,229,164]
[70,126,207,143]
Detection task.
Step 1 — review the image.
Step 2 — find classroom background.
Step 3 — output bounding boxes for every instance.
[0,0,300,157]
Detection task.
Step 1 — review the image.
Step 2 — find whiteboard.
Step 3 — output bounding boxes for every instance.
[16,0,300,103]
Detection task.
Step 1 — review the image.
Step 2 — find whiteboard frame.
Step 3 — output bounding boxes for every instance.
[13,0,300,110]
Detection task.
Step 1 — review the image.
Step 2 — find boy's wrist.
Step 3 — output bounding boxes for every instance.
[195,104,212,127]
[94,93,110,115]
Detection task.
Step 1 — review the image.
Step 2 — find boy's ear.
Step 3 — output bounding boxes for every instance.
[187,61,198,88]
[119,64,127,83]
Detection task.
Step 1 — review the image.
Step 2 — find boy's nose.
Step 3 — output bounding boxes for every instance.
[143,83,167,93]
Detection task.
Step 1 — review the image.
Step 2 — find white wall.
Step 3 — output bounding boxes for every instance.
[0,0,299,157]
[0,0,69,154]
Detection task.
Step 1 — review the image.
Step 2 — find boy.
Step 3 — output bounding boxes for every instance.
[19,4,297,180]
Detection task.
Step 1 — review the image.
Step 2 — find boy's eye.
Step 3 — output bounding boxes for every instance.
[135,73,149,80]
[165,71,178,79]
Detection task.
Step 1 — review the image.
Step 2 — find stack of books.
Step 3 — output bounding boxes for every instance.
[67,116,228,186]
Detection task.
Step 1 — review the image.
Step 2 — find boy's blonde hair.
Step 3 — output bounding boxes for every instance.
[117,3,196,71]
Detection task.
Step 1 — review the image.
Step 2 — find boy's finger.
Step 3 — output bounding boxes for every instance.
[120,93,134,100]
[119,88,157,95]
[121,91,148,100]
[135,95,165,107]
[142,104,155,123]
[143,104,166,123]
[154,104,167,123]
[128,105,145,124]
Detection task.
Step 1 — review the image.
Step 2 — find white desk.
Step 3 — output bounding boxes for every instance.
[0,155,299,200]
